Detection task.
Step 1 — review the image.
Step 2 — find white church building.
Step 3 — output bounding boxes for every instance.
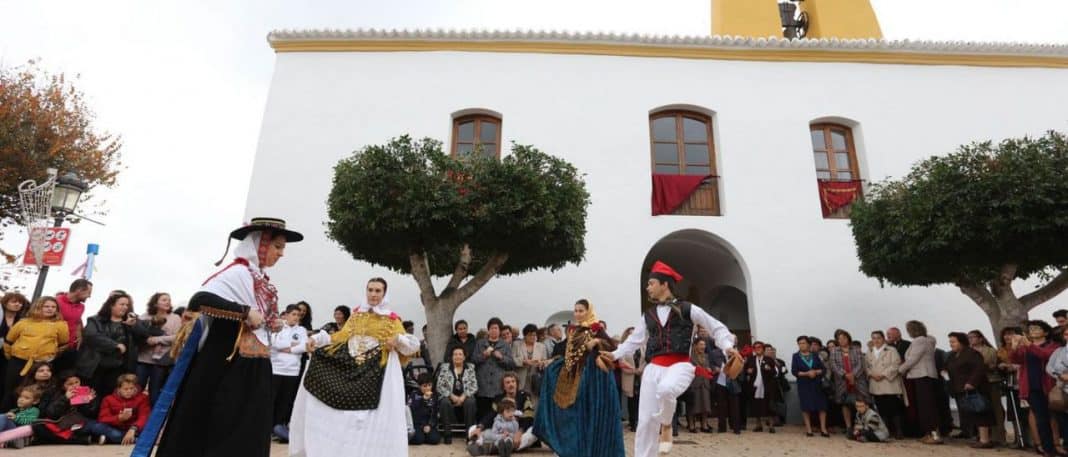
[245,0,1068,350]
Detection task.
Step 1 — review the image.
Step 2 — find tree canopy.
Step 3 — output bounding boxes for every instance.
[851,131,1068,335]
[327,135,589,278]
[0,61,122,271]
[0,61,122,226]
[326,135,591,362]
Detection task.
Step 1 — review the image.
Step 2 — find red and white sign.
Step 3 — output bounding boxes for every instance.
[23,227,71,267]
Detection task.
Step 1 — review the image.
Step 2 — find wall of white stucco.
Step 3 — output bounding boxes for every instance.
[246,49,1068,352]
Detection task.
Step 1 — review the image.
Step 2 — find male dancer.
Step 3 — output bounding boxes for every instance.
[605,261,736,456]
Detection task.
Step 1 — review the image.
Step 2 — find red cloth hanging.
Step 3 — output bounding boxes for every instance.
[651,174,709,216]
[817,180,862,217]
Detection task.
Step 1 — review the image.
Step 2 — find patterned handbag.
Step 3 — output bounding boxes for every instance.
[304,344,386,410]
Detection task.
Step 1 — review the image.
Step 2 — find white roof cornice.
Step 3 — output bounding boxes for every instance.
[268,28,1068,58]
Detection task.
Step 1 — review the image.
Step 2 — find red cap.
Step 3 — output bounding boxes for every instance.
[649,261,683,282]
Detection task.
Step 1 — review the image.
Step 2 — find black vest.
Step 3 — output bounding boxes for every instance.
[643,301,694,359]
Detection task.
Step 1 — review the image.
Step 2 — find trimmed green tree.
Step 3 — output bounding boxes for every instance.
[326,136,590,362]
[850,131,1068,341]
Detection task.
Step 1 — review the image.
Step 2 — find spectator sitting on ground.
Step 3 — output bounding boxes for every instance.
[408,373,441,445]
[0,384,42,445]
[33,371,113,445]
[468,398,519,457]
[97,373,150,445]
[853,398,889,443]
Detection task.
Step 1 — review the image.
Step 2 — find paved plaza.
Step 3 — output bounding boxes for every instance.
[13,427,1027,457]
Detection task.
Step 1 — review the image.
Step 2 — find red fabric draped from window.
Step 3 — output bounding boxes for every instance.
[651,174,709,216]
[817,180,862,217]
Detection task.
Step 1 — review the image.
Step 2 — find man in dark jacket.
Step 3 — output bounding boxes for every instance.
[444,320,477,364]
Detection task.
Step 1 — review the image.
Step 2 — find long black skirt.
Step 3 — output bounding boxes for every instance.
[156,319,272,457]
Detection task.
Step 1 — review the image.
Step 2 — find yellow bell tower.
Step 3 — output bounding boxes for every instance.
[710,0,883,40]
[711,0,782,38]
[799,0,883,39]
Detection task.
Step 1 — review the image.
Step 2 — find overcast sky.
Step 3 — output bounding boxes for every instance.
[1,0,1066,322]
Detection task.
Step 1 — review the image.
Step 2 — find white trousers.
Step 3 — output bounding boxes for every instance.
[634,362,694,457]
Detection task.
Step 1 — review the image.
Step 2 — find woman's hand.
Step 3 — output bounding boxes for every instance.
[306,340,318,353]
[585,338,600,351]
[1060,373,1068,382]
[964,383,974,391]
[247,310,264,328]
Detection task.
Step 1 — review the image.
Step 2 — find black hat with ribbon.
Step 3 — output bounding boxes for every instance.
[214,217,304,266]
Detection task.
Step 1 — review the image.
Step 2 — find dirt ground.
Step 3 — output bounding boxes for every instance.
[12,426,1028,457]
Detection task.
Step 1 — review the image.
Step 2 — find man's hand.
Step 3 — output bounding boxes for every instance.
[118,409,133,422]
[4,412,13,420]
[116,343,127,354]
[121,429,136,445]
[1060,373,1068,383]
[493,350,503,360]
[306,340,318,353]
[270,320,283,332]
[385,338,397,352]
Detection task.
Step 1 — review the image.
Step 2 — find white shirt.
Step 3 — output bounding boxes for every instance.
[612,301,735,360]
[271,322,308,376]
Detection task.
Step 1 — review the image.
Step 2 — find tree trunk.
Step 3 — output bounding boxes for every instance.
[425,296,460,366]
[958,265,1068,348]
[410,249,509,365]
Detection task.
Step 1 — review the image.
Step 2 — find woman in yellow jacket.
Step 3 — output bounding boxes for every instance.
[2,296,69,410]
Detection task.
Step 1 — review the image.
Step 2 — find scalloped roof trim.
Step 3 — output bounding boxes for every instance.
[267,28,1068,57]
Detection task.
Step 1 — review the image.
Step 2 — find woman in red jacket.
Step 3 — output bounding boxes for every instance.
[97,373,150,444]
[1010,320,1061,457]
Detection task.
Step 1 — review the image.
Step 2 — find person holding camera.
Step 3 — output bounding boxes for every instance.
[76,292,161,396]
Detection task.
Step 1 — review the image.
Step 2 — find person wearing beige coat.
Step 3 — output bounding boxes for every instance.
[897,320,942,444]
[512,324,550,401]
[867,331,906,439]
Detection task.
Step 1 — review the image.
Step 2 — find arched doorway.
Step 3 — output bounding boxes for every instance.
[639,229,752,345]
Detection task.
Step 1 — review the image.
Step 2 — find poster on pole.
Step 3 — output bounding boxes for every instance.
[22,228,70,267]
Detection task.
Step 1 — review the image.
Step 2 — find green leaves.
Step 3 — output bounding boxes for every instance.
[325,136,591,277]
[851,131,1068,287]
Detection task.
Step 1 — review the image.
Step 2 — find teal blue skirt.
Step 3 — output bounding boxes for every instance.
[534,356,625,457]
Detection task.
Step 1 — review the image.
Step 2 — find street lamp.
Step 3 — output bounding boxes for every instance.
[31,172,88,300]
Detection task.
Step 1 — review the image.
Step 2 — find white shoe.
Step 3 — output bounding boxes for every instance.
[468,425,479,439]
[518,429,537,450]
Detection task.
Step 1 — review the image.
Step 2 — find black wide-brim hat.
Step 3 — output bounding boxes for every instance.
[230,217,304,242]
[213,217,303,266]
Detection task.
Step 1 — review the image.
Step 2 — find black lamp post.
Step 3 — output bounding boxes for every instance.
[31,172,88,301]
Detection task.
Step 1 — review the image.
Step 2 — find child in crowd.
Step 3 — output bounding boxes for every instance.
[97,373,150,444]
[408,373,440,445]
[33,371,118,445]
[468,398,519,457]
[0,385,42,448]
[270,304,307,443]
[853,398,889,443]
[17,363,57,410]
